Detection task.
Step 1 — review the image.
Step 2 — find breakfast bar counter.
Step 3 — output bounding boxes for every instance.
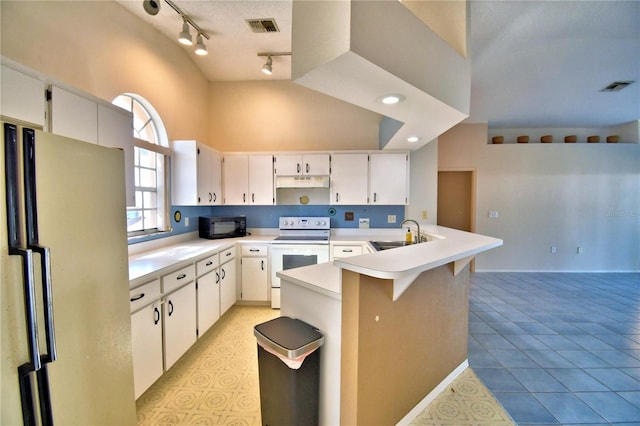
[277,226,502,425]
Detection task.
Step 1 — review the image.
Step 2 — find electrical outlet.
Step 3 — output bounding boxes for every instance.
[421,210,428,220]
[359,218,370,229]
[551,246,557,254]
[577,246,583,254]
[185,217,189,227]
[387,215,396,224]
[489,211,499,218]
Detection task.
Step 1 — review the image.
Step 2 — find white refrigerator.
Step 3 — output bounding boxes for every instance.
[1,121,137,424]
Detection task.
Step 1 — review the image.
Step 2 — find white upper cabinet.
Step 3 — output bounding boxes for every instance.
[0,65,45,127]
[97,104,135,206]
[50,86,98,143]
[223,154,274,205]
[369,152,409,205]
[274,153,330,176]
[330,153,368,205]
[172,141,222,206]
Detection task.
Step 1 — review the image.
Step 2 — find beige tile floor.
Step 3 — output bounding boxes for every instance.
[136,305,514,425]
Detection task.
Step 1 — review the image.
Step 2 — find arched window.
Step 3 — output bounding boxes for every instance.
[113,94,170,236]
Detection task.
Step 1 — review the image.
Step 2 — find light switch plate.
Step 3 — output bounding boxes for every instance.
[387,215,396,223]
[488,211,499,218]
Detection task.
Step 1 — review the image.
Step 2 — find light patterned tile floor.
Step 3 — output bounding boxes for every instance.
[136,304,514,425]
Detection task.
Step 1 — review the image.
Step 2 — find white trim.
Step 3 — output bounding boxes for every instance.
[395,359,469,426]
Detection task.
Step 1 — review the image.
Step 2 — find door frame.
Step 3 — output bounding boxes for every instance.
[437,168,477,270]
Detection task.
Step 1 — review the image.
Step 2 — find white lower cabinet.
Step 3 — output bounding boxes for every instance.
[163,282,197,370]
[196,266,220,337]
[219,248,237,316]
[129,279,163,399]
[240,244,269,301]
[331,244,364,260]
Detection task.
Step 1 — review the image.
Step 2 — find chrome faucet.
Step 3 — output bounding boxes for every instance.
[400,219,420,244]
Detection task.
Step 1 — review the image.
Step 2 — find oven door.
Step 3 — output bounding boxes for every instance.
[270,244,329,309]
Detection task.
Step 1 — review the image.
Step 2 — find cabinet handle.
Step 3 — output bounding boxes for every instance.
[297,163,301,174]
[306,163,310,173]
[261,260,264,270]
[168,300,174,316]
[251,193,255,203]
[221,268,226,280]
[212,193,217,202]
[205,261,213,266]
[216,272,220,284]
[243,193,246,203]
[374,193,377,202]
[343,249,353,253]
[249,249,259,252]
[336,193,340,202]
[177,273,186,280]
[130,293,145,302]
[209,192,213,202]
[154,306,160,325]
[226,251,232,257]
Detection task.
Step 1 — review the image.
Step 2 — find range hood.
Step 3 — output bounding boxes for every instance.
[275,175,330,189]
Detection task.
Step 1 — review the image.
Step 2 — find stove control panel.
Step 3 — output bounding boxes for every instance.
[279,216,330,230]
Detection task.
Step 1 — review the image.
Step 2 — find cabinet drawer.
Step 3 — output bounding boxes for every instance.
[130,279,161,313]
[333,245,363,258]
[241,245,268,257]
[196,255,219,276]
[162,264,196,294]
[219,246,236,263]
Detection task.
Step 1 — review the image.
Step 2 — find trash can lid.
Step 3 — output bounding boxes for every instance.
[254,316,324,359]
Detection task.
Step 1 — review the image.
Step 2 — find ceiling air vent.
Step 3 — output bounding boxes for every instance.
[600,81,635,92]
[245,18,280,33]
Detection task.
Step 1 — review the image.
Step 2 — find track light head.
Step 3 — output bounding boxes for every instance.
[143,0,161,16]
[178,20,192,46]
[195,34,207,56]
[262,56,273,75]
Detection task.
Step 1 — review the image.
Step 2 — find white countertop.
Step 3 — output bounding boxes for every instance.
[277,262,342,300]
[334,225,502,280]
[128,235,275,286]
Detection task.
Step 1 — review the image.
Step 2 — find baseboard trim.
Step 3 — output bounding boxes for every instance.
[396,359,469,425]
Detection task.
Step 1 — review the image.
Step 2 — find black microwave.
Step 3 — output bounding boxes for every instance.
[199,216,246,239]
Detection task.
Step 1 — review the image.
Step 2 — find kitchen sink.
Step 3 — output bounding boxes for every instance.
[369,240,410,251]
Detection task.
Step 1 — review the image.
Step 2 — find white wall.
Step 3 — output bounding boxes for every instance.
[439,123,640,272]
[407,139,438,225]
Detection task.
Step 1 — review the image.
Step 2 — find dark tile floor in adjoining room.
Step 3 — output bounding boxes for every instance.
[468,272,640,425]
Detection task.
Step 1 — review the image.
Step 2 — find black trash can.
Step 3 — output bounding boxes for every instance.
[254,316,324,426]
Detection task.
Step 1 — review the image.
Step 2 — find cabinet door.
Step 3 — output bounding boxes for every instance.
[197,144,214,205]
[97,104,135,206]
[197,270,220,337]
[370,152,408,205]
[50,86,98,143]
[303,154,330,175]
[274,154,302,176]
[210,149,222,205]
[248,154,274,205]
[241,257,268,301]
[330,153,368,205]
[163,282,197,370]
[0,65,45,126]
[219,260,237,316]
[223,155,249,205]
[130,302,163,399]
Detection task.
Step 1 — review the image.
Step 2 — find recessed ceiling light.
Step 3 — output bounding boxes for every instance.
[377,94,405,105]
[407,136,421,143]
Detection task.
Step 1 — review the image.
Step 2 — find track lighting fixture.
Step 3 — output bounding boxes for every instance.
[144,0,210,56]
[195,34,207,56]
[178,19,192,45]
[257,52,292,76]
[262,56,273,75]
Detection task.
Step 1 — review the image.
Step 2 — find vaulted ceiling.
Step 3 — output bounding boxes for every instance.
[117,0,640,130]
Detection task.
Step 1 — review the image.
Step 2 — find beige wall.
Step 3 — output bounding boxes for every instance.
[439,123,640,271]
[1,1,210,142]
[1,1,382,152]
[208,80,381,152]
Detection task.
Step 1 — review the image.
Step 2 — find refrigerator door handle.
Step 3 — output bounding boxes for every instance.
[23,128,57,363]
